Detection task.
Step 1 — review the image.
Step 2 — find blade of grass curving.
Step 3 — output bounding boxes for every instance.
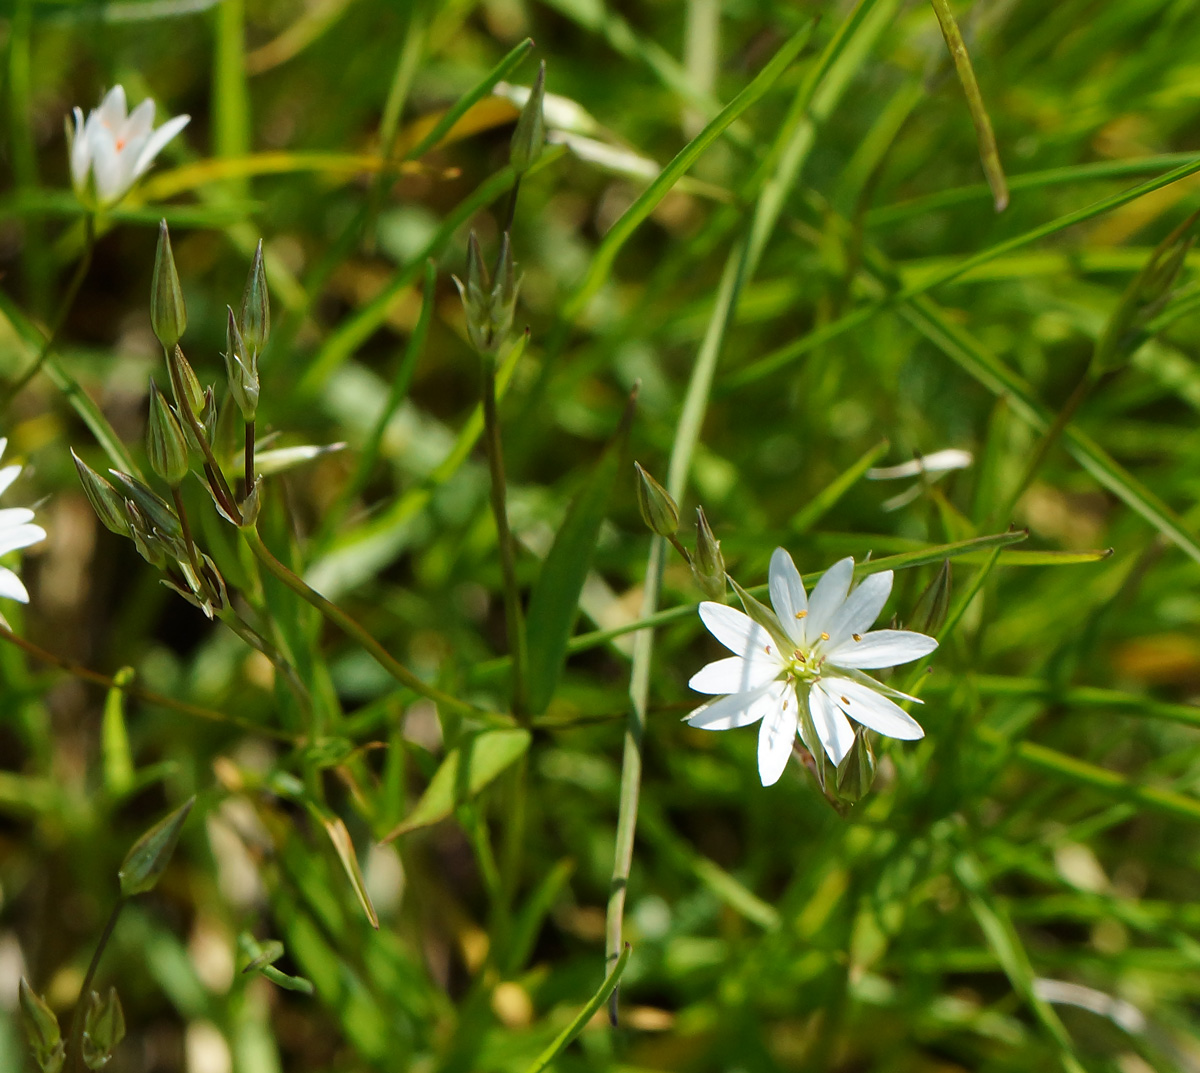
[729,152,1200,390]
[928,0,1009,211]
[525,389,636,716]
[790,440,889,533]
[244,0,354,75]
[523,945,631,1068]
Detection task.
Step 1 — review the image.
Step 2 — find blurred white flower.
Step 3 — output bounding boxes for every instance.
[867,448,973,511]
[687,549,937,787]
[0,438,46,603]
[66,85,190,208]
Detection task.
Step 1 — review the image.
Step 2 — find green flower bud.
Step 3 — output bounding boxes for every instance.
[509,61,546,174]
[224,307,259,420]
[238,239,270,357]
[107,470,183,544]
[81,987,125,1071]
[168,345,206,421]
[452,231,520,356]
[19,979,65,1073]
[634,461,678,537]
[118,796,195,898]
[690,506,725,600]
[488,232,519,344]
[146,381,190,487]
[72,449,132,537]
[151,219,187,351]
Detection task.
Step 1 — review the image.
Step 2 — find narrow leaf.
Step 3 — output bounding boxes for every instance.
[102,668,135,798]
[526,390,636,714]
[380,728,532,840]
[311,806,379,929]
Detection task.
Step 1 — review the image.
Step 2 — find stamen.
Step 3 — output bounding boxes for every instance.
[764,645,771,654]
[852,633,862,642]
[841,695,850,705]
[820,631,830,641]
[795,610,807,619]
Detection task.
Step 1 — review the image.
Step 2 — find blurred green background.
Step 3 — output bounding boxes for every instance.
[3,0,1200,1070]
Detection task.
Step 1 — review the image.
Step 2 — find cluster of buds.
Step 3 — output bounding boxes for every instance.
[19,980,126,1072]
[633,461,726,600]
[453,232,520,357]
[73,221,271,617]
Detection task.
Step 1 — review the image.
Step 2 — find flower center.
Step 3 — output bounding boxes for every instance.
[784,645,824,685]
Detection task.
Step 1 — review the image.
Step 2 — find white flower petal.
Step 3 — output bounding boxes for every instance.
[828,628,938,669]
[689,655,779,695]
[829,678,924,741]
[686,681,779,731]
[757,688,798,786]
[867,449,973,480]
[768,547,808,646]
[0,465,22,498]
[0,508,35,528]
[810,683,857,765]
[0,567,29,603]
[823,570,893,650]
[96,85,128,129]
[122,97,156,142]
[806,557,854,639]
[698,601,778,663]
[0,523,46,556]
[89,130,127,205]
[836,666,924,704]
[132,113,190,180]
[69,108,91,189]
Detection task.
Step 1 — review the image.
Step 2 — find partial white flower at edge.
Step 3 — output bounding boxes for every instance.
[0,439,46,604]
[867,448,973,512]
[66,85,190,209]
[687,549,938,787]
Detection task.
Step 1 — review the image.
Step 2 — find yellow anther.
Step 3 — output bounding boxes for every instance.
[841,695,850,705]
[852,633,862,642]
[764,645,771,654]
[796,609,807,619]
[820,631,830,641]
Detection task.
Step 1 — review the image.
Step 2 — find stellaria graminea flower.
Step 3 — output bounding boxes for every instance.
[867,448,973,512]
[687,548,938,787]
[0,438,47,604]
[66,86,190,209]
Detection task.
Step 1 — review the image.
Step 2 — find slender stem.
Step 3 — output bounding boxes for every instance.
[482,358,528,716]
[217,608,314,725]
[0,622,291,739]
[502,176,522,234]
[992,373,1094,524]
[4,213,96,406]
[244,420,255,498]
[242,525,508,725]
[66,898,125,1073]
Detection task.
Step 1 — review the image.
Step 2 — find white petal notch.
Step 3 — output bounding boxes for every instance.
[687,548,939,792]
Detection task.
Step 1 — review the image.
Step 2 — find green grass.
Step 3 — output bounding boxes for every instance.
[3,1,1200,1071]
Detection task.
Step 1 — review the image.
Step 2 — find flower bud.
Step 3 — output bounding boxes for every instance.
[452,231,520,356]
[634,461,678,537]
[19,979,65,1073]
[690,506,725,600]
[147,381,190,487]
[238,239,270,357]
[151,220,187,351]
[72,449,132,537]
[509,61,546,174]
[488,232,519,343]
[108,470,183,544]
[224,307,259,421]
[118,796,195,898]
[168,345,206,420]
[81,987,125,1071]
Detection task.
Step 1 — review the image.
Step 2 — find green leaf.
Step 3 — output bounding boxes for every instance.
[521,944,631,1071]
[102,668,135,798]
[310,806,379,930]
[380,728,531,840]
[118,796,195,898]
[790,439,889,534]
[525,390,636,714]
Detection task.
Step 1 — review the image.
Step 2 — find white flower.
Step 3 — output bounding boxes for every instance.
[0,438,46,604]
[686,549,938,787]
[867,448,973,512]
[66,85,190,208]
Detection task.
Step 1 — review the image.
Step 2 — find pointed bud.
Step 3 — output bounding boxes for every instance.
[72,450,132,537]
[224,307,259,420]
[167,345,206,421]
[238,240,270,356]
[690,506,725,600]
[107,470,183,545]
[19,979,65,1073]
[910,559,951,635]
[488,232,520,344]
[151,220,187,350]
[81,988,125,1070]
[509,61,546,174]
[465,230,489,302]
[634,462,679,537]
[118,796,195,897]
[835,728,877,804]
[146,381,190,487]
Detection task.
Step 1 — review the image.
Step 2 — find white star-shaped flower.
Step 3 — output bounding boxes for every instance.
[687,548,938,787]
[66,85,190,209]
[0,438,46,604]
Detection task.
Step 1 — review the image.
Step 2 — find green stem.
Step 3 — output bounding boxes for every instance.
[4,213,95,405]
[242,525,505,724]
[482,357,528,716]
[244,420,255,498]
[66,898,125,1073]
[217,608,314,728]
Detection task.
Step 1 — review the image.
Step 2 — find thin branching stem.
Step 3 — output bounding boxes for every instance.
[4,212,96,406]
[244,420,255,499]
[66,897,125,1073]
